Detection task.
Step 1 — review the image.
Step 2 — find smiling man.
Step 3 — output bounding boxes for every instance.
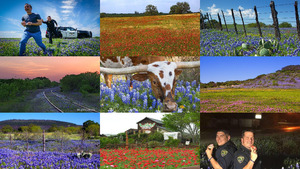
[234,130,261,169]
[19,3,47,56]
[205,130,237,169]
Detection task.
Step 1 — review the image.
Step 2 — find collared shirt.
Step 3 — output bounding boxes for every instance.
[213,140,237,169]
[233,145,261,169]
[22,13,41,33]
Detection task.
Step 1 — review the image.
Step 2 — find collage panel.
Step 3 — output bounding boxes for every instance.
[0,0,100,56]
[200,113,300,168]
[100,0,200,57]
[201,0,300,56]
[200,56,300,113]
[0,57,100,112]
[100,113,200,168]
[100,56,200,113]
[0,113,100,167]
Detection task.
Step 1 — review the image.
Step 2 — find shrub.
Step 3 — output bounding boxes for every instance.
[165,137,180,147]
[147,132,164,142]
[148,141,161,148]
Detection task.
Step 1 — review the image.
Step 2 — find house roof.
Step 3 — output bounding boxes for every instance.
[137,117,163,125]
[157,125,172,132]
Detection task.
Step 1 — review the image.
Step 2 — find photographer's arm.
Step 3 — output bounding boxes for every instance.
[206,144,223,169]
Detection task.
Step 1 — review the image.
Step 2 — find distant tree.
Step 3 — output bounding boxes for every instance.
[86,124,100,137]
[18,126,29,132]
[279,22,292,28]
[1,125,13,133]
[170,2,191,14]
[48,124,58,132]
[28,124,42,133]
[247,22,267,28]
[145,4,158,15]
[134,11,139,14]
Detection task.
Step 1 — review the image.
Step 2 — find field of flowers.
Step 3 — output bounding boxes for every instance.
[100,14,200,56]
[100,148,199,169]
[0,38,100,56]
[200,88,300,112]
[200,28,300,56]
[100,79,200,113]
[0,140,100,168]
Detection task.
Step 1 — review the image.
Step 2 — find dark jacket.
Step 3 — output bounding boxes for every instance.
[213,140,237,169]
[233,145,261,169]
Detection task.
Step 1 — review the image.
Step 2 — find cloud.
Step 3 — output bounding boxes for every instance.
[207,4,221,15]
[0,31,23,38]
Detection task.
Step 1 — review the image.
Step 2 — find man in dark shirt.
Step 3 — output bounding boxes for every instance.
[234,130,261,169]
[42,16,58,44]
[19,3,47,56]
[205,130,237,169]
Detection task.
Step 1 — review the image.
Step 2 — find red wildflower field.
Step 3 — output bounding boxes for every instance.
[100,147,200,169]
[100,14,200,56]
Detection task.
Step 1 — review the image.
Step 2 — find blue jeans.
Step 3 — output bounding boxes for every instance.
[19,31,46,56]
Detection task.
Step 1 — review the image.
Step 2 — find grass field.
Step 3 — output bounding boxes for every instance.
[100,14,200,56]
[200,88,300,112]
[100,148,199,169]
[0,38,100,56]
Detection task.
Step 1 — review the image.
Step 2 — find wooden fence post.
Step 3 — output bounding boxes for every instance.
[270,1,281,40]
[209,13,215,29]
[231,9,238,34]
[217,13,223,31]
[221,10,228,32]
[125,131,128,149]
[254,6,263,37]
[239,9,247,36]
[206,13,212,29]
[295,1,300,39]
[43,130,45,152]
[200,12,205,29]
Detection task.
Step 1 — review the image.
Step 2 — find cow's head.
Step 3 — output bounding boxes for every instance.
[100,60,200,112]
[132,62,182,112]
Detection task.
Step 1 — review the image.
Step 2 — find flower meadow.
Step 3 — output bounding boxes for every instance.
[100,14,200,56]
[0,140,100,168]
[100,148,199,169]
[200,28,300,56]
[200,88,300,113]
[100,79,200,113]
[0,38,100,56]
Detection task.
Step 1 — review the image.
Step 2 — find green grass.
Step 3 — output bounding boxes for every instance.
[200,88,300,112]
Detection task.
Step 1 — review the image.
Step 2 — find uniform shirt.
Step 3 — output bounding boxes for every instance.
[213,140,237,169]
[42,19,58,31]
[22,13,41,33]
[233,145,261,169]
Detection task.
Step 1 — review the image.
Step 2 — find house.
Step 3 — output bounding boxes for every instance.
[136,117,171,134]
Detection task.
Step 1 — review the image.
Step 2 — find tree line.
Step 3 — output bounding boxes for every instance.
[101,2,194,18]
[0,77,58,102]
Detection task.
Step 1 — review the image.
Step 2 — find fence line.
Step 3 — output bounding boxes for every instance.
[200,1,300,40]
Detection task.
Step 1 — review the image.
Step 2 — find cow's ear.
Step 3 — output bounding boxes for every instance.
[175,69,183,77]
[132,73,149,81]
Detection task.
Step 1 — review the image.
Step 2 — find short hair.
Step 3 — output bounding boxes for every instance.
[25,3,32,8]
[48,16,51,18]
[217,129,230,136]
[241,130,254,138]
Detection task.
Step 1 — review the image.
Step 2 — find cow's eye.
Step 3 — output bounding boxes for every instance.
[153,81,156,84]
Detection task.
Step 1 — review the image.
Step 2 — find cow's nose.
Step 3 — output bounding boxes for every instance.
[163,102,177,112]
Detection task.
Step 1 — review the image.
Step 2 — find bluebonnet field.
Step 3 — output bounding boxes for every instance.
[0,140,100,168]
[100,79,200,113]
[200,28,300,56]
[0,38,100,56]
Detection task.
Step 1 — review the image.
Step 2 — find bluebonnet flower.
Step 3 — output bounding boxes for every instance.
[152,99,156,109]
[191,80,196,87]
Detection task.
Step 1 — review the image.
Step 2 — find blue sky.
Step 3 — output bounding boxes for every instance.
[0,113,100,125]
[101,0,200,13]
[201,0,298,26]
[200,57,300,83]
[0,0,100,38]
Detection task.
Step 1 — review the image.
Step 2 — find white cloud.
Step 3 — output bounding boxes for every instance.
[0,31,23,38]
[238,6,244,10]
[207,4,221,15]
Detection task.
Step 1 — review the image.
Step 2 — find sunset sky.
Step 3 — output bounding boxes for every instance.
[0,57,99,82]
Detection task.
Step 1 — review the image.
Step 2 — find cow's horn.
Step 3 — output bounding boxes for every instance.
[100,65,148,75]
[176,61,200,69]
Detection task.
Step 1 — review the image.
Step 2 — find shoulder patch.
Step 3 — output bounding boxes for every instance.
[221,149,228,157]
[237,156,244,164]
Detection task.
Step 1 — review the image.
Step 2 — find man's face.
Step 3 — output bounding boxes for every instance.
[24,4,32,13]
[47,17,51,21]
[216,131,230,146]
[241,131,254,149]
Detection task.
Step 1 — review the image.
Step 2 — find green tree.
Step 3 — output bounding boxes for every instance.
[28,124,42,133]
[1,125,13,133]
[145,4,158,15]
[279,22,292,28]
[86,124,100,137]
[162,113,200,144]
[170,2,191,14]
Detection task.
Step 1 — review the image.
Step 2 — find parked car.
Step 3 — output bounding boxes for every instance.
[46,26,92,39]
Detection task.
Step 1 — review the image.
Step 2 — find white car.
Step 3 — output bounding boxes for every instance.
[60,27,78,39]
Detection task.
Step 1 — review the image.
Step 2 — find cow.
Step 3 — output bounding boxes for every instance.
[100,57,200,112]
[100,56,165,88]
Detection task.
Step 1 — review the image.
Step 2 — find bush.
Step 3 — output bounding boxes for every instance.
[165,137,180,147]
[148,141,161,148]
[147,132,164,142]
[279,22,292,28]
[100,137,120,148]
